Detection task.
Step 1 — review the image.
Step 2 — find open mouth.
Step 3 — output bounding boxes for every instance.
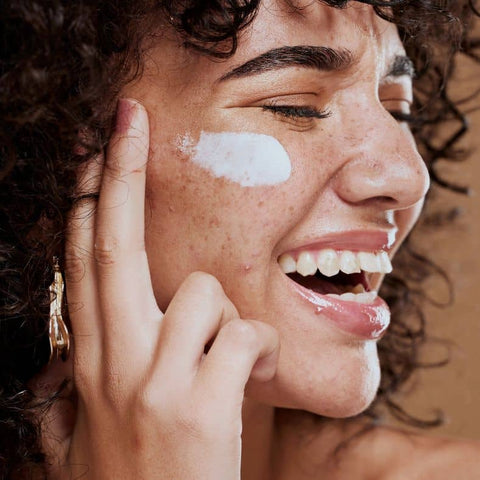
[278,249,392,304]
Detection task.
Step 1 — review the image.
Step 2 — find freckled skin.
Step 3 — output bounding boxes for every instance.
[126,0,429,417]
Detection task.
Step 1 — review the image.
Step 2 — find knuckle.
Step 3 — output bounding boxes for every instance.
[64,252,87,283]
[94,234,119,265]
[185,271,225,297]
[222,319,258,351]
[136,385,170,421]
[104,145,124,177]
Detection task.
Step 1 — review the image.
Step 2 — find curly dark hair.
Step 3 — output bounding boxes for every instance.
[0,0,479,478]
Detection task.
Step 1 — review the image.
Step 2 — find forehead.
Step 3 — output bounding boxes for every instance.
[251,1,397,46]
[142,2,404,94]
[232,1,402,70]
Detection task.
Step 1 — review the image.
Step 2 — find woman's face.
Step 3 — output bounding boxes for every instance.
[123,1,429,416]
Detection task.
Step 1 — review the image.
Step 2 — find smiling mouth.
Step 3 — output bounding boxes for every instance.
[278,249,392,303]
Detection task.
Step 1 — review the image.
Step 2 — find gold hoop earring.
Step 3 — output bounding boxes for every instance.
[48,257,70,363]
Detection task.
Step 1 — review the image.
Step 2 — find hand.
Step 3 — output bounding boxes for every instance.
[60,99,280,479]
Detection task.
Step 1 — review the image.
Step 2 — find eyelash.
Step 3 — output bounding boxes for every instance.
[261,104,416,126]
[388,110,417,125]
[262,104,332,120]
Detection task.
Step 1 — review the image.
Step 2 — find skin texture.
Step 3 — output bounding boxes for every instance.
[38,2,470,479]
[126,0,427,416]
[59,100,280,480]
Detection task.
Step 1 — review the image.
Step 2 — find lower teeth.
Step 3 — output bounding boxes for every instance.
[326,291,377,304]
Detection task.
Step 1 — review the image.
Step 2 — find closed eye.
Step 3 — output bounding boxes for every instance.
[262,104,331,119]
[388,110,419,126]
[381,97,417,125]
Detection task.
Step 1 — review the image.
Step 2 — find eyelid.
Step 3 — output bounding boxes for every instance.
[381,97,412,105]
[262,104,332,119]
[381,97,412,113]
[389,111,418,125]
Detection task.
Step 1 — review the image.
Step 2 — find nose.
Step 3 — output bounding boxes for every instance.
[333,110,430,210]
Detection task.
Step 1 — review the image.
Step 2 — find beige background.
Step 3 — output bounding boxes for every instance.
[389,38,480,439]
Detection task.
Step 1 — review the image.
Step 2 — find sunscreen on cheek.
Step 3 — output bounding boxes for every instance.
[179,132,292,187]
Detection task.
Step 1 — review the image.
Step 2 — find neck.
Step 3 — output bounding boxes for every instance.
[241,399,277,480]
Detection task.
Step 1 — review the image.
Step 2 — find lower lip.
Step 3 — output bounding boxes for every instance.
[288,280,391,340]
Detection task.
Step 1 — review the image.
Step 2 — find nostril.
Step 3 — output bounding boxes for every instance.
[342,195,398,208]
[333,151,428,209]
[375,196,399,207]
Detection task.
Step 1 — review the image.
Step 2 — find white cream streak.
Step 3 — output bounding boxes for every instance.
[178,132,292,187]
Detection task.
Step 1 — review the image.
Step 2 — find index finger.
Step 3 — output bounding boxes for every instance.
[93,99,161,364]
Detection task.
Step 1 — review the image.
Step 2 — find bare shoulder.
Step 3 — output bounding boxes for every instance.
[370,426,480,480]
[274,415,480,480]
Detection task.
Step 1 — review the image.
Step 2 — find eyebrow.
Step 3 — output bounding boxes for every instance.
[386,55,415,78]
[219,45,355,82]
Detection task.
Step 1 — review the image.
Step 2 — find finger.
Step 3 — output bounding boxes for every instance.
[196,319,279,414]
[154,272,239,379]
[97,99,149,255]
[94,99,160,361]
[65,155,103,352]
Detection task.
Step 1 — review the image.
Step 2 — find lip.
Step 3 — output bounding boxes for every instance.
[280,229,397,258]
[284,272,391,340]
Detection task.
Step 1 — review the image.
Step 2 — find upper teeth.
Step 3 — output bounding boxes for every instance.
[279,249,392,277]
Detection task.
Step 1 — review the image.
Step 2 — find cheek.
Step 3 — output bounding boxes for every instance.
[145,128,334,257]
[148,130,294,221]
[144,132,299,307]
[178,131,292,187]
[150,130,303,240]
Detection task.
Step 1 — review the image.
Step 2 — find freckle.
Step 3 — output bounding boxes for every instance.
[258,200,264,207]
[194,214,206,226]
[209,216,220,228]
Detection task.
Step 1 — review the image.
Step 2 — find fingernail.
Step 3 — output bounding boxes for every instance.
[115,98,137,134]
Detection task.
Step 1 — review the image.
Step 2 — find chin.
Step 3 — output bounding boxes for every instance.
[248,340,381,418]
[311,363,381,419]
